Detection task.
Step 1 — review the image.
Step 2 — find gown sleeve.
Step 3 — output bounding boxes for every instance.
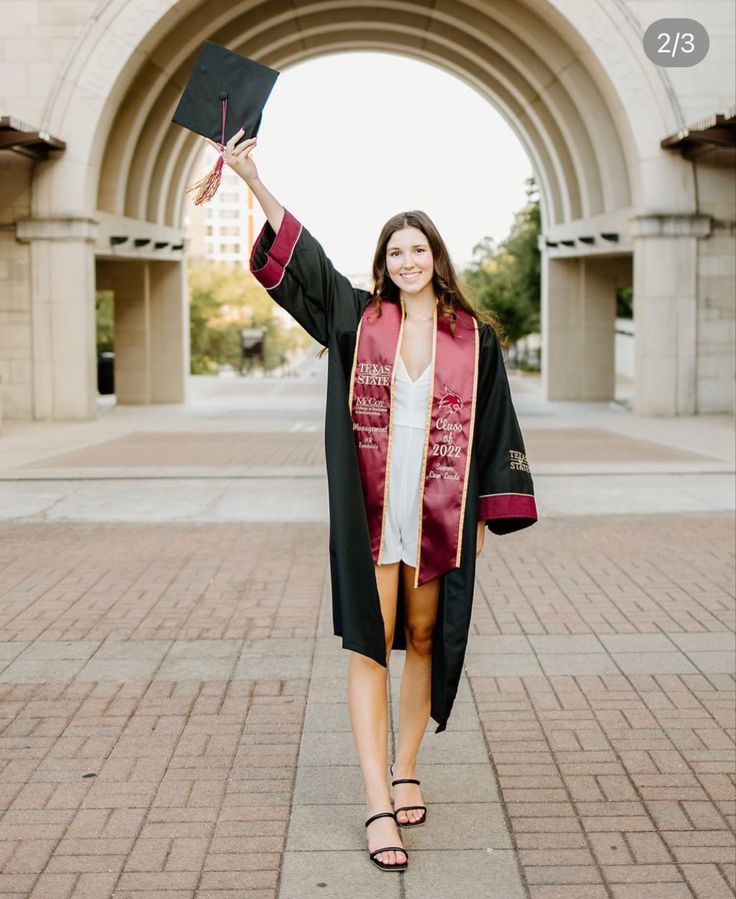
[474,323,538,534]
[249,208,368,344]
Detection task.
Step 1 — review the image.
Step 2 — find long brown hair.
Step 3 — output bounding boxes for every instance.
[370,210,504,341]
[316,211,503,358]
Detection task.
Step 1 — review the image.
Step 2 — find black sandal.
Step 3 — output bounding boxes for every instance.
[364,811,408,871]
[390,764,428,827]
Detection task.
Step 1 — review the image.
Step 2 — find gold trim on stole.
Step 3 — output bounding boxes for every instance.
[454,316,480,567]
[376,302,404,565]
[412,303,439,589]
[347,312,364,413]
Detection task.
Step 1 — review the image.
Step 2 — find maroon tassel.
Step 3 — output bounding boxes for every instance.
[186,95,228,205]
[186,154,224,205]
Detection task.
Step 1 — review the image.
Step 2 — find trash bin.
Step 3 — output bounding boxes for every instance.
[239,328,266,374]
[97,352,115,394]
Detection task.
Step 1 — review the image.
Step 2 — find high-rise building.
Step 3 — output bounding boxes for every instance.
[184,152,265,267]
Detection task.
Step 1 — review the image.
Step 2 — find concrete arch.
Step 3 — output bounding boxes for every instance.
[38,0,667,226]
[101,0,635,232]
[12,0,727,423]
[167,42,568,233]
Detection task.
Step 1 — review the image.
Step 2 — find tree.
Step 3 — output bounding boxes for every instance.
[188,261,311,374]
[95,290,114,354]
[464,176,541,345]
[616,286,633,319]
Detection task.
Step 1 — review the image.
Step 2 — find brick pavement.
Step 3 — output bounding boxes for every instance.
[18,427,719,472]
[472,514,734,636]
[23,434,325,471]
[0,515,733,898]
[0,523,323,644]
[0,524,325,898]
[467,515,735,898]
[471,672,735,898]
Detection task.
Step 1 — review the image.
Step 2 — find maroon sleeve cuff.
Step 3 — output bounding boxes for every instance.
[250,208,303,289]
[479,493,538,524]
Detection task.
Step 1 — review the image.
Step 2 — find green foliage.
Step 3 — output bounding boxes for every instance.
[95,290,114,355]
[188,261,311,374]
[616,286,633,319]
[463,177,541,345]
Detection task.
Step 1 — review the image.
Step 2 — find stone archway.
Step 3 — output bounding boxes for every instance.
[12,0,726,420]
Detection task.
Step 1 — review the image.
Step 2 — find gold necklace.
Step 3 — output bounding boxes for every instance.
[404,300,438,322]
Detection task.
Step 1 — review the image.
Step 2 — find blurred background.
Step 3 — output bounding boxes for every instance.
[0,1,733,425]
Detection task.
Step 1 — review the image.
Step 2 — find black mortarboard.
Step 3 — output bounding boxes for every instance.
[172,41,279,204]
[173,41,279,144]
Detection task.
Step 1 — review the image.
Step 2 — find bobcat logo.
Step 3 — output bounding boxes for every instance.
[438,384,463,415]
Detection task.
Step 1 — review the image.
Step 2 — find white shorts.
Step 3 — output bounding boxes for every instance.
[378,424,426,568]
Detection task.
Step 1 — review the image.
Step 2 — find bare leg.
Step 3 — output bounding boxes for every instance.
[392,563,440,824]
[348,561,406,867]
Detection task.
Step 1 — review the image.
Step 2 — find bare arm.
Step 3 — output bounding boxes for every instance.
[206,128,283,232]
[206,129,368,342]
[248,176,283,234]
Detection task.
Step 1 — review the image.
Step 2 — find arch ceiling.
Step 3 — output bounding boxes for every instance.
[87,0,636,231]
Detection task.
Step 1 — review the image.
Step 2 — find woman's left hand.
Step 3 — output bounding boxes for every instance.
[476,519,486,556]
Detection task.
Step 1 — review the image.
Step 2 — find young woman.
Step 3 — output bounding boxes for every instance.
[212,129,537,872]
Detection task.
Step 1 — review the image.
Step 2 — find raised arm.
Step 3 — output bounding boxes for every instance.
[212,130,367,344]
[219,130,283,233]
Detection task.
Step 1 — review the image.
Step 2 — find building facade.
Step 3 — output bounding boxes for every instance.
[0,0,733,422]
[185,160,263,267]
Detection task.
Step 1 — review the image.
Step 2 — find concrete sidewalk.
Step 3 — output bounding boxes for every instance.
[0,363,733,898]
[0,363,732,523]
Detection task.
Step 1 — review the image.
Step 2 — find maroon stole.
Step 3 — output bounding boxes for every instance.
[349,298,479,587]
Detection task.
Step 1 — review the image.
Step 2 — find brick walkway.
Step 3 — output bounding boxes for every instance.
[23,434,325,471]
[0,523,326,898]
[0,523,324,643]
[0,515,733,898]
[469,516,735,898]
[18,427,718,472]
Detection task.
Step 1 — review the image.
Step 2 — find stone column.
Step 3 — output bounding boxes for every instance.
[0,154,34,423]
[149,261,189,403]
[542,254,618,402]
[16,217,98,421]
[96,259,151,404]
[631,215,711,416]
[96,258,188,405]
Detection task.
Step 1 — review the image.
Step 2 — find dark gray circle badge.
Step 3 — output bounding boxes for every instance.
[643,19,709,67]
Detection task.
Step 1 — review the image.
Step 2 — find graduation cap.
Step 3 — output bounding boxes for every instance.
[172,41,279,205]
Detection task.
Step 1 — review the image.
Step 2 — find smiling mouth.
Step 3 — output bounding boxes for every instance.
[401,272,420,280]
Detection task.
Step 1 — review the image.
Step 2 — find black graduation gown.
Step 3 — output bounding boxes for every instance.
[251,210,537,732]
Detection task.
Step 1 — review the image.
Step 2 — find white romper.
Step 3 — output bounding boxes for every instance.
[378,354,432,568]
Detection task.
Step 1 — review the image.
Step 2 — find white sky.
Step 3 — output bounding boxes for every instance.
[247,52,533,274]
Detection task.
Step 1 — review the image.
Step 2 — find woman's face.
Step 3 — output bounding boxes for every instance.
[385,226,434,295]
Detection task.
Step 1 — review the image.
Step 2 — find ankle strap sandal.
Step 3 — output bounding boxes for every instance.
[390,765,428,827]
[365,811,408,871]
